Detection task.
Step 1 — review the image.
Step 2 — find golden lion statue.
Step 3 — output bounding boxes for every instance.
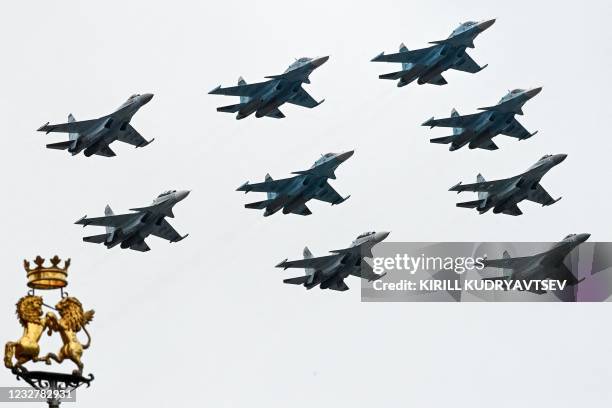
[44,297,94,375]
[4,295,53,369]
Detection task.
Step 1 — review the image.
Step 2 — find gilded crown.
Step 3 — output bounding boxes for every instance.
[23,255,70,290]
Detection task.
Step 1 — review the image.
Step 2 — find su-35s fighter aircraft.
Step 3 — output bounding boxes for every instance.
[276,231,390,291]
[449,154,566,216]
[236,151,353,216]
[482,233,590,294]
[38,94,154,157]
[208,56,328,119]
[371,19,495,87]
[75,190,190,252]
[424,88,542,151]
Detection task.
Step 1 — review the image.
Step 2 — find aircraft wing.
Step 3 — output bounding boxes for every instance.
[117,125,154,147]
[38,118,102,134]
[452,54,487,73]
[276,254,339,270]
[237,177,295,193]
[350,267,386,282]
[209,81,270,97]
[501,119,537,140]
[75,212,140,228]
[450,177,516,193]
[526,184,558,206]
[287,87,322,108]
[371,46,434,63]
[150,219,187,243]
[93,145,116,157]
[483,255,532,270]
[423,113,482,128]
[314,183,348,205]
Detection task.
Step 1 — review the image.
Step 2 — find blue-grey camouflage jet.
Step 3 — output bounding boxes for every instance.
[75,190,190,252]
[38,94,154,157]
[424,87,542,151]
[482,233,590,293]
[449,154,566,216]
[371,19,495,87]
[236,151,353,216]
[208,56,328,119]
[276,231,390,291]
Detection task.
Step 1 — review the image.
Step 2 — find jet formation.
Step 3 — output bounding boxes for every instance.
[424,88,542,151]
[209,56,328,119]
[449,154,566,216]
[75,190,190,252]
[482,233,590,294]
[38,94,154,157]
[276,231,390,291]
[236,151,353,216]
[371,19,495,87]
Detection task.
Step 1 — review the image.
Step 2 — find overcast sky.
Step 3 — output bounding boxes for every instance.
[1,0,611,407]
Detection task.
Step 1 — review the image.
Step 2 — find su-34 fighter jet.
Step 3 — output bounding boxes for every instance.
[276,231,390,291]
[482,233,590,294]
[449,154,566,216]
[236,151,353,216]
[209,56,328,119]
[371,19,495,87]
[424,88,542,151]
[75,190,190,252]
[38,94,154,157]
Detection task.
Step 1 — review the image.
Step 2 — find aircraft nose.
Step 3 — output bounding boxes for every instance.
[577,233,591,242]
[336,150,354,162]
[525,87,542,99]
[141,93,154,104]
[478,18,496,31]
[176,190,191,201]
[553,153,568,164]
[311,56,330,68]
[374,231,390,242]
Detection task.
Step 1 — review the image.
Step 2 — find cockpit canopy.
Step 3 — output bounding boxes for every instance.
[285,57,312,72]
[564,234,577,240]
[539,154,552,161]
[450,21,477,37]
[498,89,524,103]
[357,231,375,239]
[128,94,141,100]
[157,190,176,198]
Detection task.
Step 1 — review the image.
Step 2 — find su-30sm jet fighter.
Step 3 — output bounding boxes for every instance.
[236,151,353,216]
[371,19,495,87]
[209,56,328,119]
[75,190,190,252]
[276,231,390,291]
[424,88,542,151]
[449,154,566,216]
[38,94,154,157]
[482,233,590,294]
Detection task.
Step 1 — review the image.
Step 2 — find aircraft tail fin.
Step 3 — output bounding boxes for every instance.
[477,174,488,201]
[451,109,461,135]
[83,233,111,244]
[68,113,79,141]
[238,77,250,104]
[265,174,277,200]
[502,250,513,279]
[104,205,115,234]
[303,246,316,283]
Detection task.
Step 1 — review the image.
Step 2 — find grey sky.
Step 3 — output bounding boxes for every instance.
[1,0,611,406]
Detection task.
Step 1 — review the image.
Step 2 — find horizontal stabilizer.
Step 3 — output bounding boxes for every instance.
[217,103,245,113]
[284,276,310,285]
[46,140,73,150]
[430,135,454,145]
[83,233,110,244]
[456,199,485,209]
[379,70,410,80]
[332,195,350,206]
[245,199,274,210]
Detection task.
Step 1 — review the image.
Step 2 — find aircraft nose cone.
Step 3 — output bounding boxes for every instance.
[554,153,568,164]
[141,93,154,104]
[375,231,390,242]
[176,190,191,201]
[577,233,591,242]
[525,87,542,98]
[478,18,496,31]
[336,150,354,162]
[312,56,329,68]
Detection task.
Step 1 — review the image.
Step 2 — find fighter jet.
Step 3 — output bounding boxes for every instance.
[449,154,566,216]
[38,94,154,157]
[236,151,353,216]
[75,190,190,252]
[371,19,495,87]
[423,88,542,151]
[276,231,390,291]
[482,233,590,294]
[208,56,328,119]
